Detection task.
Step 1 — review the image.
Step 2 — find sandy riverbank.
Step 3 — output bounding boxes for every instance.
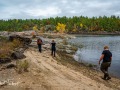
[0,33,120,90]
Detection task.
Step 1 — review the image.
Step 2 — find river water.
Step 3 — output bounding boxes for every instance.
[68,35,120,78]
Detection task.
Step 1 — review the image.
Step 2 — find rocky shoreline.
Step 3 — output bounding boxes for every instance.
[0,31,120,90]
[68,31,120,35]
[42,33,120,89]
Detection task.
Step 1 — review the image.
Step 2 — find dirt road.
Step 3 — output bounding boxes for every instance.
[20,45,112,90]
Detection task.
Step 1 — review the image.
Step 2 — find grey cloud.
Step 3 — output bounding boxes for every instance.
[0,0,120,19]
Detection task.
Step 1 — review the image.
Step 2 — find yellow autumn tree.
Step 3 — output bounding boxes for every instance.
[33,25,38,31]
[80,23,83,28]
[56,23,66,33]
[32,25,38,37]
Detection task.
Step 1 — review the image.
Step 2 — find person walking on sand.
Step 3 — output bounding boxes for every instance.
[99,46,112,80]
[37,38,42,53]
[51,40,56,57]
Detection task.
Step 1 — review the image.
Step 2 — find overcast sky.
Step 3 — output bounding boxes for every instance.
[0,0,120,19]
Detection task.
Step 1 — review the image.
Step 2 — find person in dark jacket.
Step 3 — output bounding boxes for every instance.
[99,46,112,80]
[51,40,56,57]
[37,38,42,53]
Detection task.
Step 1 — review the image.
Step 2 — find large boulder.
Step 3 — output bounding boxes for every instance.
[11,51,26,59]
[9,35,32,45]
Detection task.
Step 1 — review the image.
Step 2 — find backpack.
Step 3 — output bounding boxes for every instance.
[37,39,42,44]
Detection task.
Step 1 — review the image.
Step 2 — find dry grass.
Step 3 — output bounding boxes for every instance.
[0,39,22,58]
[16,60,29,74]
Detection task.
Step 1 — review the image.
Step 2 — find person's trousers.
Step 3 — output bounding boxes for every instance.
[38,44,42,52]
[100,62,111,79]
[51,49,56,57]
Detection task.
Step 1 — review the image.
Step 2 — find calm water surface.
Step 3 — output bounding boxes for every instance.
[68,35,120,78]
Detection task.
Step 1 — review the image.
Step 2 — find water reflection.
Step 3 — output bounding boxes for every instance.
[69,35,120,78]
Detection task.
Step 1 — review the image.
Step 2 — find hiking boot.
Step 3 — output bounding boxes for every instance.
[106,77,111,80]
[102,74,108,80]
[102,77,107,80]
[105,73,111,80]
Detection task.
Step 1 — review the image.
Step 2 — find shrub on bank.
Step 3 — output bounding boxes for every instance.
[0,39,22,58]
[16,60,29,74]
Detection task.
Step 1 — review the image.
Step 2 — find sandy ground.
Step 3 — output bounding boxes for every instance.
[0,39,120,90]
[23,47,113,90]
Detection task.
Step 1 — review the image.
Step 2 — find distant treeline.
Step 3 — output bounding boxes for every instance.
[0,15,120,33]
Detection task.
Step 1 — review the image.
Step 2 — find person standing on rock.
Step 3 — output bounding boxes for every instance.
[37,38,42,53]
[51,40,56,57]
[99,46,112,80]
